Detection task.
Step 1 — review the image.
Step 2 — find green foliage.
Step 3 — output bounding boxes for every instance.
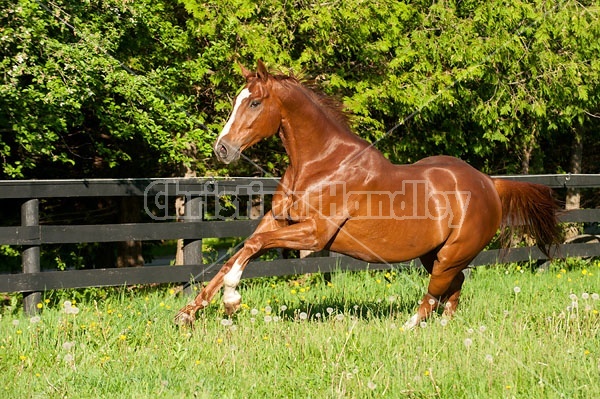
[1,0,599,179]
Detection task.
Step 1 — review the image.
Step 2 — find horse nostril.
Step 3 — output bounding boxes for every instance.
[218,144,228,159]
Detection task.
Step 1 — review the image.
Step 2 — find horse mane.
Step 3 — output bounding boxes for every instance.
[270,73,353,131]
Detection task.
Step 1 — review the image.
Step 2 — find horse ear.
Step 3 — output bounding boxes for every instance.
[238,62,253,81]
[256,59,269,81]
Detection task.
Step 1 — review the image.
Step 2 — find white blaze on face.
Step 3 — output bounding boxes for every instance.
[222,260,244,306]
[216,88,252,144]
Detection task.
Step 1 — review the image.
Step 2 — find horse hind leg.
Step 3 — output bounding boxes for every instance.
[403,250,470,330]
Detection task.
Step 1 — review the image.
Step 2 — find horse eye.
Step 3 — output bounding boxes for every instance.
[249,100,261,108]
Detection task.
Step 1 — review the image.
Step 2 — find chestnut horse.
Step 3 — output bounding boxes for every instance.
[175,61,561,329]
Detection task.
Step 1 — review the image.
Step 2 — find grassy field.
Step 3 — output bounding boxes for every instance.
[1,259,599,398]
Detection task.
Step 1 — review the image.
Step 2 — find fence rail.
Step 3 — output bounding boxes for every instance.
[1,175,599,313]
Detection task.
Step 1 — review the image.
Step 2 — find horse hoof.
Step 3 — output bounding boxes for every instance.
[224,300,241,316]
[174,307,196,326]
[402,313,420,331]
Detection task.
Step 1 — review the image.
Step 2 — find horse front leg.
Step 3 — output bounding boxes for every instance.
[174,211,286,326]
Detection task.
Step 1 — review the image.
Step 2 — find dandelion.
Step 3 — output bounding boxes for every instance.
[479,325,487,333]
[428,298,436,306]
[420,321,427,328]
[326,307,334,315]
[513,286,521,294]
[279,305,287,312]
[250,308,259,316]
[335,314,345,322]
[367,381,377,390]
[64,353,74,363]
[62,341,75,351]
[582,292,590,300]
[464,338,473,348]
[439,318,448,327]
[569,293,578,301]
[467,328,474,335]
[29,316,41,324]
[592,293,599,301]
[264,315,273,323]
[485,354,494,363]
[299,312,308,320]
[220,318,233,327]
[315,313,321,319]
[118,334,127,341]
[36,303,43,309]
[264,306,272,314]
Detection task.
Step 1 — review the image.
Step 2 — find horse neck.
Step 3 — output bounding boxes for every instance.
[277,85,366,171]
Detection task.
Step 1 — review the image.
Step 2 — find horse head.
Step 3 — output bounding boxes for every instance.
[214,60,282,164]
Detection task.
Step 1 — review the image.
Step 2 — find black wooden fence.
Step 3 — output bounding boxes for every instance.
[1,175,599,314]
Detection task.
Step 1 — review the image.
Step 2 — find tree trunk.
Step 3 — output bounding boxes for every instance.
[520,141,533,174]
[116,197,144,267]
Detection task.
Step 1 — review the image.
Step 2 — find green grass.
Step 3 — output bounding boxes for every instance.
[1,259,599,398]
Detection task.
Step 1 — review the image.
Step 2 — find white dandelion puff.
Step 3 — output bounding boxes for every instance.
[569,293,578,301]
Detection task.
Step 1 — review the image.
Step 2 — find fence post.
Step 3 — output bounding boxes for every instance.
[183,196,203,263]
[22,199,41,316]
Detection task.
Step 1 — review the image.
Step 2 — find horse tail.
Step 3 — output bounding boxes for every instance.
[493,179,563,258]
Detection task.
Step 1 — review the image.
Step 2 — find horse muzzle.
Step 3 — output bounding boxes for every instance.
[214,139,241,164]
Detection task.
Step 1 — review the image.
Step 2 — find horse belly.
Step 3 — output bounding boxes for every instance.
[329,219,446,263]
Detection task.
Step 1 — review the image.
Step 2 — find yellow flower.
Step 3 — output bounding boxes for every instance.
[169,288,175,295]
[424,370,430,376]
[44,299,50,304]
[582,269,588,275]
[556,274,562,279]
[216,338,223,344]
[195,360,201,365]
[290,289,297,295]
[19,355,27,361]
[36,303,43,309]
[584,350,591,356]
[119,334,127,341]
